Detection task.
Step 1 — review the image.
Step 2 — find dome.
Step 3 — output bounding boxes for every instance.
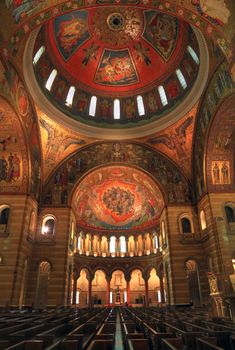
[24,5,209,138]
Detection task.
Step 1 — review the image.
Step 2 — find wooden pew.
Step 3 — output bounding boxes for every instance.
[35,324,74,348]
[3,340,43,350]
[161,338,183,350]
[196,337,224,350]
[10,323,50,340]
[142,322,174,349]
[127,339,150,350]
[86,339,113,350]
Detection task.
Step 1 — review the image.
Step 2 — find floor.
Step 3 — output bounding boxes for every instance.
[115,310,124,350]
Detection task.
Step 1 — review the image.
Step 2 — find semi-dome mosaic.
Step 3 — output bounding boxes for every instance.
[29,5,206,132]
[72,166,164,231]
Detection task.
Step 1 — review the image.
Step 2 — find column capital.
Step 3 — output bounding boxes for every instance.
[87,273,95,282]
[105,274,112,283]
[142,272,150,281]
[125,274,131,283]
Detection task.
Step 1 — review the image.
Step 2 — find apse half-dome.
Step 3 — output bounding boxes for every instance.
[25,5,209,138]
[72,166,164,232]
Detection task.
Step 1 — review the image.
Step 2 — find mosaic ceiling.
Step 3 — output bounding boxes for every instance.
[31,6,202,129]
[72,166,164,231]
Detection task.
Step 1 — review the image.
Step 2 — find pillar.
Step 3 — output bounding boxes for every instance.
[134,237,138,256]
[107,238,110,256]
[106,276,111,306]
[72,277,77,305]
[82,233,86,254]
[116,237,119,257]
[125,275,131,305]
[143,234,146,254]
[87,274,94,308]
[159,273,165,303]
[143,274,150,307]
[98,236,102,256]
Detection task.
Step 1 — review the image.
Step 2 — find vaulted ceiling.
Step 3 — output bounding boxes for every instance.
[0,1,234,221]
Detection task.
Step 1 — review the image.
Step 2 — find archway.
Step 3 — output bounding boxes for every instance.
[92,270,107,306]
[35,261,51,309]
[110,270,126,306]
[186,259,202,307]
[148,268,160,305]
[76,269,89,307]
[129,269,145,306]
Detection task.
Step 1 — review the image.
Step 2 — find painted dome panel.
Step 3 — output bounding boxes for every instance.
[73,166,164,231]
[28,4,207,134]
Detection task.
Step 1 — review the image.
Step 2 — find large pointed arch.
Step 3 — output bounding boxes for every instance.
[0,58,42,199]
[42,141,193,207]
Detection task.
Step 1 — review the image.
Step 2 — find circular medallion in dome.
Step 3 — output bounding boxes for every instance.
[91,7,143,47]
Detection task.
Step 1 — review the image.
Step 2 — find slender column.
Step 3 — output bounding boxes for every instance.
[159,273,165,303]
[125,237,129,256]
[116,237,119,257]
[106,276,111,306]
[107,238,110,256]
[82,234,86,254]
[143,234,146,254]
[134,237,138,256]
[125,275,131,305]
[72,278,77,305]
[89,234,92,254]
[150,233,154,253]
[87,274,94,308]
[143,274,150,307]
[98,236,102,256]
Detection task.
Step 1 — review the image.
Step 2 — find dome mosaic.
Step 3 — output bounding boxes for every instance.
[26,5,208,136]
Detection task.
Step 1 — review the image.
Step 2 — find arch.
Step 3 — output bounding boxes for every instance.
[91,269,107,306]
[225,204,235,223]
[0,95,32,196]
[43,142,191,208]
[185,259,202,307]
[148,267,160,305]
[34,260,51,309]
[130,269,145,306]
[76,268,89,307]
[179,214,194,235]
[194,69,234,200]
[200,209,207,230]
[110,269,126,305]
[119,236,127,256]
[89,96,97,117]
[128,235,135,257]
[41,215,56,238]
[29,210,36,232]
[0,205,10,234]
[109,236,116,256]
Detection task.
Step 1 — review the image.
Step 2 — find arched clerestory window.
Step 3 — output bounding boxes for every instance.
[225,204,235,234]
[200,210,207,230]
[181,217,192,234]
[41,215,56,240]
[0,205,10,235]
[225,205,235,223]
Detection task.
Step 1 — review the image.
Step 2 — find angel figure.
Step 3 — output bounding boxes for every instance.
[40,119,86,164]
[147,116,193,159]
